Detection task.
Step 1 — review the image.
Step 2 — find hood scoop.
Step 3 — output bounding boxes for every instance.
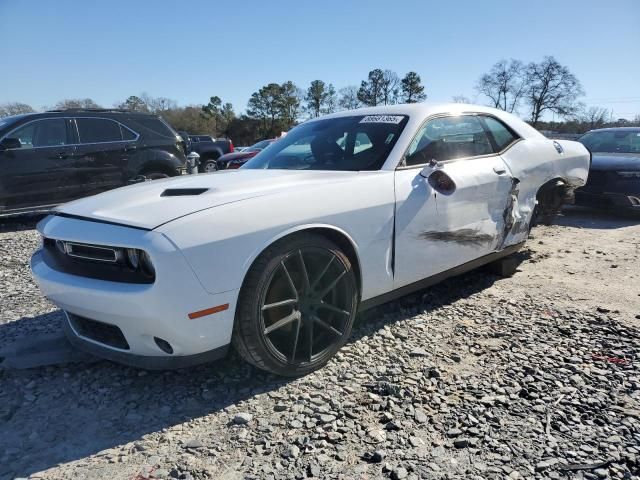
[161,188,209,197]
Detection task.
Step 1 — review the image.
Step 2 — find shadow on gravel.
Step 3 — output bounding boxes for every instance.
[0,213,46,233]
[556,206,640,230]
[0,262,507,478]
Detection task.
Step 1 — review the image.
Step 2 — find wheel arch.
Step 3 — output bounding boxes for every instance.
[239,224,363,300]
[200,148,223,161]
[534,176,572,225]
[139,162,177,177]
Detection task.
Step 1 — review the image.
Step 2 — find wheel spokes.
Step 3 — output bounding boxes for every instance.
[311,314,343,337]
[264,311,299,335]
[307,312,314,361]
[317,300,350,316]
[316,270,346,300]
[262,298,298,311]
[289,317,302,362]
[280,260,299,299]
[297,250,311,293]
[310,256,335,292]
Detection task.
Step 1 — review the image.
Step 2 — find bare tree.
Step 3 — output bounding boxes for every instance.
[116,95,149,112]
[380,70,399,105]
[54,98,102,110]
[452,95,470,104]
[579,106,608,130]
[525,56,584,126]
[338,86,360,110]
[476,59,526,113]
[0,102,36,117]
[139,93,176,113]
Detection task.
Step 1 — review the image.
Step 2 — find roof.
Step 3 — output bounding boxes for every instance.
[587,127,640,133]
[319,102,545,140]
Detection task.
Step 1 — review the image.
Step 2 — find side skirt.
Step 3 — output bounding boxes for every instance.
[359,242,525,311]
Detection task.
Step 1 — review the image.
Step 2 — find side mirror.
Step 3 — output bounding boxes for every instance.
[419,158,443,178]
[0,138,21,150]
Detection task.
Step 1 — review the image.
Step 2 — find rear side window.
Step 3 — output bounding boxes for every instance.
[482,116,518,151]
[120,125,137,141]
[406,115,493,166]
[133,117,176,138]
[76,118,123,143]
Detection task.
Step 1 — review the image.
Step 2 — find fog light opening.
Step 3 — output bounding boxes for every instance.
[154,337,174,354]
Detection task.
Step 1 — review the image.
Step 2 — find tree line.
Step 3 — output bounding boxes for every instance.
[1,60,638,144]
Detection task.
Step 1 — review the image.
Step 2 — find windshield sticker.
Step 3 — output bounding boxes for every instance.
[359,115,404,124]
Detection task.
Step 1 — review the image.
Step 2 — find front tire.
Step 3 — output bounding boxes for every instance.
[143,171,170,180]
[232,233,358,376]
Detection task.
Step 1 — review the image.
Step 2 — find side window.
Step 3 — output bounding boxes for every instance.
[482,116,518,151]
[76,118,123,143]
[120,125,137,141]
[134,118,175,138]
[6,120,69,148]
[6,123,37,149]
[406,116,493,166]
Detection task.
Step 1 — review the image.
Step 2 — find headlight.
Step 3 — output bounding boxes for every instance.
[140,251,155,277]
[42,238,156,284]
[616,171,640,178]
[125,248,140,269]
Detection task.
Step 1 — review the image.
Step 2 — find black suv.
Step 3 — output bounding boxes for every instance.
[0,109,187,215]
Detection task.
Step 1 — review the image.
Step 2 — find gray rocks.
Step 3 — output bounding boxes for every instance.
[232,412,253,425]
[0,221,639,480]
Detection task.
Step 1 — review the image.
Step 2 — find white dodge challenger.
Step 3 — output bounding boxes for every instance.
[30,104,590,376]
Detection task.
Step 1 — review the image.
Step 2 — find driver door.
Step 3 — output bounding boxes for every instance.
[393,114,517,289]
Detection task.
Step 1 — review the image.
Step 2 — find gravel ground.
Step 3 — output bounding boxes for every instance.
[0,209,638,480]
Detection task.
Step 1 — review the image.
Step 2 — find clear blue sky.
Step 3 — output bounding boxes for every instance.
[1,0,639,119]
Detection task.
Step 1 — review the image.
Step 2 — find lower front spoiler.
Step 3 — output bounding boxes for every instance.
[63,315,229,370]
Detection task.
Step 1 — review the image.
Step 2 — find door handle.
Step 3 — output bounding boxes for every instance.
[57,152,70,159]
[493,166,507,175]
[124,144,137,152]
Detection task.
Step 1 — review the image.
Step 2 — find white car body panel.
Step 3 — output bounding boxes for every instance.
[29,103,590,366]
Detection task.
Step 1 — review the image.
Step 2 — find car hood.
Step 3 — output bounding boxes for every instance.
[56,170,364,230]
[218,151,257,162]
[591,153,640,171]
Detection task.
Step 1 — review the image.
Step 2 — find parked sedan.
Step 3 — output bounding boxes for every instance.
[216,139,275,169]
[30,104,590,376]
[576,127,640,214]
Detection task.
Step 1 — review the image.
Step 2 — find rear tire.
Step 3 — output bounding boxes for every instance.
[203,160,218,173]
[232,233,358,376]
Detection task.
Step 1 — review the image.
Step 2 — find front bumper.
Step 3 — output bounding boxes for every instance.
[575,190,640,211]
[30,215,239,368]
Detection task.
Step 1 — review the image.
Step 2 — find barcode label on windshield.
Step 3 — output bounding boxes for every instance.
[359,115,404,124]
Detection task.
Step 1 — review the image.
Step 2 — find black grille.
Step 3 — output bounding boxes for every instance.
[68,313,130,350]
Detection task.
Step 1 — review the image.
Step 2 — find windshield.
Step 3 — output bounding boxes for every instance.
[0,114,27,131]
[579,130,640,154]
[243,115,409,171]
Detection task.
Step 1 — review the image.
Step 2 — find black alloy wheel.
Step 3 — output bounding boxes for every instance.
[233,233,358,376]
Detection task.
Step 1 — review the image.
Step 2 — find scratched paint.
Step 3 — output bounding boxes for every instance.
[419,228,494,247]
